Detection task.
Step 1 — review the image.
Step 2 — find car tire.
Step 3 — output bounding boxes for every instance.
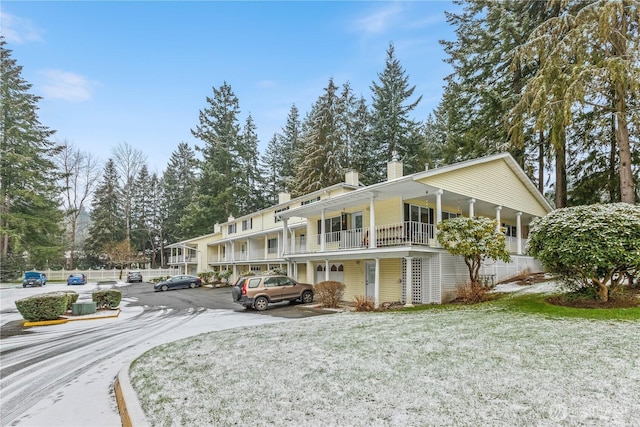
[189,282,196,289]
[23,284,26,288]
[301,291,313,304]
[161,284,169,292]
[254,296,268,311]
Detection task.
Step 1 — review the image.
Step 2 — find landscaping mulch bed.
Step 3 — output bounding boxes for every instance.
[547,289,640,309]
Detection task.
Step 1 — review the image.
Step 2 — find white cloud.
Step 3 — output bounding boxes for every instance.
[39,69,97,102]
[352,3,403,35]
[0,12,44,44]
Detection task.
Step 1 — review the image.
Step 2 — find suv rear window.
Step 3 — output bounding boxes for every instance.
[248,278,261,288]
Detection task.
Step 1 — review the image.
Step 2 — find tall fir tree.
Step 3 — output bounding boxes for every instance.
[162,142,197,242]
[369,42,423,180]
[259,134,282,206]
[131,164,153,258]
[86,159,125,260]
[280,104,303,191]
[294,78,345,196]
[183,82,243,236]
[0,37,64,273]
[237,114,266,213]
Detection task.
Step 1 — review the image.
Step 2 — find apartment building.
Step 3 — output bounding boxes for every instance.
[167,152,552,306]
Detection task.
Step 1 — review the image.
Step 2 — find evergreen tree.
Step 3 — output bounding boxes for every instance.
[0,37,64,272]
[513,0,639,204]
[86,159,125,261]
[148,173,167,267]
[294,78,345,196]
[131,164,153,258]
[183,82,242,236]
[237,114,266,213]
[162,142,197,242]
[280,104,303,191]
[112,142,147,240]
[348,96,376,185]
[369,42,423,180]
[259,134,281,206]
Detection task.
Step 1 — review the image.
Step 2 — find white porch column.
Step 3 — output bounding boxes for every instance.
[468,198,476,218]
[516,212,523,255]
[320,209,326,252]
[434,189,443,245]
[495,206,502,232]
[264,235,268,259]
[217,245,221,262]
[282,218,289,255]
[369,193,377,248]
[374,257,380,308]
[246,238,250,260]
[324,259,329,281]
[306,260,314,284]
[231,241,235,262]
[404,257,414,307]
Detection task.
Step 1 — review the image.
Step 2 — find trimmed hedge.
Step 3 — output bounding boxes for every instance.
[15,291,78,322]
[92,289,122,309]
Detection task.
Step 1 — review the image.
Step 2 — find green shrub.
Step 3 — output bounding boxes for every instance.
[315,281,346,308]
[15,292,72,321]
[92,289,122,309]
[62,291,79,310]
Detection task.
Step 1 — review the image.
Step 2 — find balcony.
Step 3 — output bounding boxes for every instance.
[289,221,434,254]
[168,255,197,264]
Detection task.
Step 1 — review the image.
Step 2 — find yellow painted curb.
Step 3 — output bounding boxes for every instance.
[23,318,68,327]
[114,375,133,427]
[23,309,121,327]
[66,309,121,322]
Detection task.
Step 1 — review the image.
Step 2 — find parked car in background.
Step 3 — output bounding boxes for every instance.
[67,273,87,286]
[23,271,47,288]
[127,271,143,283]
[232,274,314,311]
[153,275,202,292]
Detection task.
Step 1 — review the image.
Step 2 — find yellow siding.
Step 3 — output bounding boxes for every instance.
[418,159,549,217]
[343,260,366,301]
[379,259,402,303]
[371,197,403,225]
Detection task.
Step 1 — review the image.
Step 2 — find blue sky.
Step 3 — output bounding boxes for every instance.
[2,1,458,173]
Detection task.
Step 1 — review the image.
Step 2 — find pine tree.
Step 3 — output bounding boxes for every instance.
[131,164,153,258]
[162,142,197,242]
[280,104,303,191]
[294,78,345,196]
[369,42,423,180]
[0,37,64,272]
[513,0,639,204]
[259,134,282,206]
[348,96,376,185]
[183,82,243,236]
[86,159,125,260]
[237,115,265,213]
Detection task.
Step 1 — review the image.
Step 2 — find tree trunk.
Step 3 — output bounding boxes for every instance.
[612,2,635,204]
[609,112,617,202]
[538,130,545,194]
[554,129,567,208]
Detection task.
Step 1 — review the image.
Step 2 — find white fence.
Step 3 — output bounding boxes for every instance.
[33,268,179,282]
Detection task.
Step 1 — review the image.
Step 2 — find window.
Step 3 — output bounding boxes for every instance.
[301,196,320,206]
[242,218,252,231]
[404,203,433,224]
[442,211,459,220]
[503,223,517,237]
[317,214,347,243]
[248,278,262,288]
[228,223,236,234]
[267,238,278,254]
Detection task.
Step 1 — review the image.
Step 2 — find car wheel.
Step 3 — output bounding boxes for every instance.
[161,284,169,292]
[301,291,313,304]
[23,284,26,288]
[254,296,268,311]
[189,282,196,289]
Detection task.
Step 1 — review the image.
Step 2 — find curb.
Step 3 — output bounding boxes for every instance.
[115,361,150,427]
[23,309,121,327]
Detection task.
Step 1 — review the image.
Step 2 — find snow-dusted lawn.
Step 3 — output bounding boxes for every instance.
[130,302,640,426]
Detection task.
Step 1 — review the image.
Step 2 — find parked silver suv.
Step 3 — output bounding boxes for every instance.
[232,275,314,311]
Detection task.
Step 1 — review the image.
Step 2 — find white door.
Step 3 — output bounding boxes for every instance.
[365,261,375,299]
